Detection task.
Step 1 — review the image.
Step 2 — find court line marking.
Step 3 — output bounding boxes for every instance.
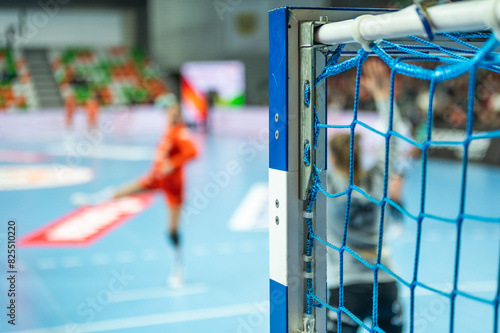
[115,250,136,263]
[239,240,257,253]
[400,280,497,297]
[13,302,268,333]
[229,182,268,232]
[47,144,153,161]
[91,253,110,266]
[191,244,210,257]
[215,242,235,255]
[61,255,82,268]
[32,241,266,271]
[110,283,207,303]
[140,248,158,261]
[37,257,57,270]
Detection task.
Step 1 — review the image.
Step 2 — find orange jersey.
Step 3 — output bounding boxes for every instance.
[141,125,197,206]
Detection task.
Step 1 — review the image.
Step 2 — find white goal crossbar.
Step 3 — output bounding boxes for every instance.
[315,0,500,48]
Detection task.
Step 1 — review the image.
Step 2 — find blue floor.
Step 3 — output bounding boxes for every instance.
[0,113,270,333]
[1,110,499,332]
[390,158,500,333]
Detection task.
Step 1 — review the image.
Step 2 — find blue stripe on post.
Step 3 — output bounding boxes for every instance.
[269,7,288,171]
[270,279,288,333]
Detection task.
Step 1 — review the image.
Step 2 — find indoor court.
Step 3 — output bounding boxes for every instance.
[0,1,499,333]
[1,108,271,332]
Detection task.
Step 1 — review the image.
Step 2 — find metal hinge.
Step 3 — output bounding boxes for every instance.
[293,315,317,333]
[299,18,327,200]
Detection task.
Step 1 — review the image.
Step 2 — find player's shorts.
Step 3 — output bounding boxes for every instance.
[327,282,403,333]
[141,174,183,208]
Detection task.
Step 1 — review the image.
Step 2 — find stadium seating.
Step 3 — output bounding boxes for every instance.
[0,48,38,111]
[49,46,167,106]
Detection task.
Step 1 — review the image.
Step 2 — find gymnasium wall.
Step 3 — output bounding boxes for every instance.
[148,0,332,105]
[0,8,135,48]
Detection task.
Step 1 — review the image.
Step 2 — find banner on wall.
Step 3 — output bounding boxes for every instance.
[180,61,245,126]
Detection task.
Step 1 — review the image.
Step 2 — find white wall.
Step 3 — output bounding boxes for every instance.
[148,0,331,104]
[0,10,22,47]
[149,0,332,68]
[0,8,135,48]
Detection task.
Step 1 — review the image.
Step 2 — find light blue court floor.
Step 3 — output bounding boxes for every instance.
[390,157,500,333]
[0,108,270,333]
[0,109,499,332]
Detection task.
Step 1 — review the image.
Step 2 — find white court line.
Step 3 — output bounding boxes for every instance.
[400,280,497,297]
[239,240,256,253]
[91,253,110,266]
[47,144,153,161]
[110,283,208,303]
[17,259,27,272]
[140,248,158,261]
[216,242,234,255]
[37,257,57,270]
[115,250,136,263]
[192,244,210,257]
[61,256,82,268]
[13,302,267,333]
[229,183,268,232]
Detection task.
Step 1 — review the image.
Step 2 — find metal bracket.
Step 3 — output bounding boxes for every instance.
[299,20,327,200]
[299,23,315,201]
[293,315,317,333]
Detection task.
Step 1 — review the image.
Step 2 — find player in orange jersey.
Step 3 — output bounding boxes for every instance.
[64,94,76,129]
[86,92,99,130]
[111,93,198,287]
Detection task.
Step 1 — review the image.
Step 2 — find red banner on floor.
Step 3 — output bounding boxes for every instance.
[19,194,154,247]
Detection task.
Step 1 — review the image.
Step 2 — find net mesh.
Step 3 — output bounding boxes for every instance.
[303,32,500,332]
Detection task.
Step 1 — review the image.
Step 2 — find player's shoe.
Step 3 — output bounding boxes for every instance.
[167,265,184,289]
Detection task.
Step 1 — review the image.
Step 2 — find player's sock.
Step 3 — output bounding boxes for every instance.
[166,231,184,288]
[168,230,180,247]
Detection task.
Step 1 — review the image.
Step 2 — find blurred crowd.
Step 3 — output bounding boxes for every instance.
[327,60,500,142]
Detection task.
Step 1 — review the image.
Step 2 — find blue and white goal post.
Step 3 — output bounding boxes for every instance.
[268,2,499,332]
[268,7,394,333]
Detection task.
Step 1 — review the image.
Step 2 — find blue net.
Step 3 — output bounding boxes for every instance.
[304,32,500,332]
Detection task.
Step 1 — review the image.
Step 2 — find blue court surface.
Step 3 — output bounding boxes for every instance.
[0,108,499,332]
[0,108,270,333]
